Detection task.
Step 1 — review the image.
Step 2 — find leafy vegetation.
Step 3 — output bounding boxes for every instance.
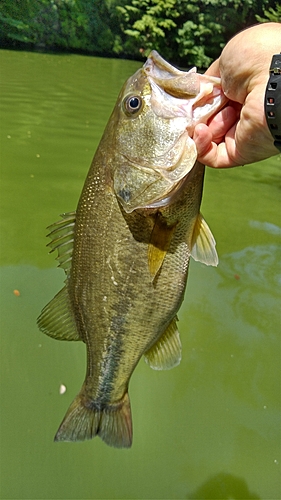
[0,0,278,68]
[256,3,281,22]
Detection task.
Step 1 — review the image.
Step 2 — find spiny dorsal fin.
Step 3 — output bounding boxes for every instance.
[191,212,218,266]
[148,214,177,279]
[37,286,81,341]
[47,211,76,275]
[144,316,181,370]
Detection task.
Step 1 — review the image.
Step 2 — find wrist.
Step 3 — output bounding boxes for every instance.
[264,53,281,151]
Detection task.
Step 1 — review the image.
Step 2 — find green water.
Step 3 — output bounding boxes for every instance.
[0,49,280,500]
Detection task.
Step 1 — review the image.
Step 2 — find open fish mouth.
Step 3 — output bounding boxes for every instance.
[114,50,227,214]
[144,50,201,98]
[145,53,226,130]
[38,50,221,449]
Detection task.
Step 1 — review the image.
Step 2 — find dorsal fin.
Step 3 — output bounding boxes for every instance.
[191,213,218,266]
[148,213,177,280]
[144,316,181,370]
[47,211,76,275]
[37,211,80,341]
[37,286,81,341]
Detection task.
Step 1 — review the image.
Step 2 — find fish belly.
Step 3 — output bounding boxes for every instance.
[54,155,204,447]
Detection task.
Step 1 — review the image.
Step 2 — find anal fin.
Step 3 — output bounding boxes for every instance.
[37,285,81,341]
[144,316,181,370]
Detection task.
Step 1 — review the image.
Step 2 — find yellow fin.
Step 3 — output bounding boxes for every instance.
[191,213,218,266]
[144,316,181,370]
[148,214,176,279]
[37,286,81,341]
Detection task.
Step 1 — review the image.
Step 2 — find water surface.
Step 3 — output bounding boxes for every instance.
[0,49,280,499]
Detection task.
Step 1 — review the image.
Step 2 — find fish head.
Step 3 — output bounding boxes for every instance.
[112,51,227,213]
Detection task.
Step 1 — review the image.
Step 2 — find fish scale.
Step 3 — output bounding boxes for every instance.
[37,51,225,448]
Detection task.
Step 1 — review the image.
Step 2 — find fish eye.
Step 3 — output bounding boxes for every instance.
[124,95,142,115]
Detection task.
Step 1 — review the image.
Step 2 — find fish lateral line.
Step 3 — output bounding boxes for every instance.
[37,49,225,448]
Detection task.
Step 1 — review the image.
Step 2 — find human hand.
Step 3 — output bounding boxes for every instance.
[194,23,281,168]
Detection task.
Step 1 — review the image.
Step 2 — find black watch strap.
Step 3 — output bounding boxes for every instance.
[264,53,281,152]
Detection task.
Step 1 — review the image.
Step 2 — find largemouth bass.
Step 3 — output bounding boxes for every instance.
[37,51,226,448]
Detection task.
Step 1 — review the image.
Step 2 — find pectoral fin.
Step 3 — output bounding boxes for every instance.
[191,213,218,266]
[37,286,81,341]
[144,316,181,370]
[148,214,176,279]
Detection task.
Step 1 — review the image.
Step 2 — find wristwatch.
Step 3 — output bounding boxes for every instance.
[264,53,281,151]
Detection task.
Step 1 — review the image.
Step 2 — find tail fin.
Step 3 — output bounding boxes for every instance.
[54,392,132,448]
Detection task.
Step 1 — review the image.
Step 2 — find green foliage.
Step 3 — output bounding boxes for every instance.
[175,0,262,67]
[0,0,117,53]
[256,2,281,22]
[115,0,270,67]
[0,0,275,68]
[0,0,35,45]
[0,13,32,43]
[115,0,179,60]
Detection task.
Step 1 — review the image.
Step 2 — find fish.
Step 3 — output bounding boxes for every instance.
[37,51,226,448]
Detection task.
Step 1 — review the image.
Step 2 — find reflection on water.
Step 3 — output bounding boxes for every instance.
[0,49,280,499]
[218,244,280,337]
[249,220,281,236]
[219,245,280,342]
[188,472,260,499]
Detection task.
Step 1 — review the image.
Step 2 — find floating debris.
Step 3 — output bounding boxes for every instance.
[59,384,67,395]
